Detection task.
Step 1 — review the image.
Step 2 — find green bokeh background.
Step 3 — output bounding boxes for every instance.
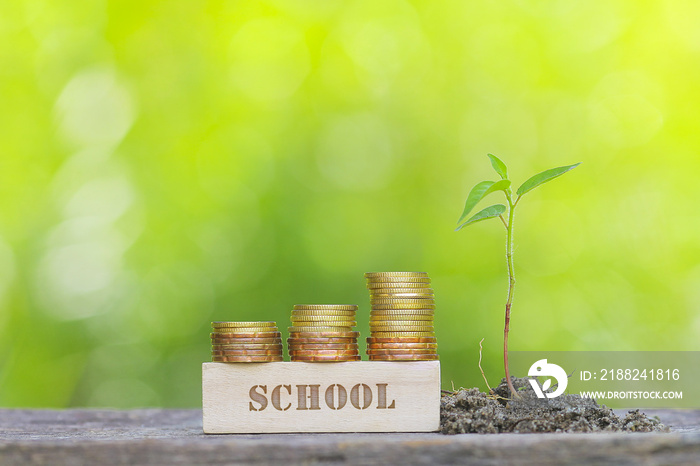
[1,1,699,407]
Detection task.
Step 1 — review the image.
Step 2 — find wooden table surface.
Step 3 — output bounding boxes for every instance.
[0,409,699,465]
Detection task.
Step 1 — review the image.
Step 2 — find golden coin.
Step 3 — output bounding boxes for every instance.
[370,287,434,294]
[364,272,429,278]
[212,341,282,346]
[370,321,434,328]
[367,282,432,289]
[292,311,356,316]
[291,320,357,330]
[370,309,434,315]
[211,349,284,356]
[370,296,434,301]
[370,321,432,327]
[290,316,356,321]
[370,286,434,291]
[371,331,435,338]
[366,348,436,355]
[210,330,281,336]
[211,337,282,344]
[370,329,434,336]
[369,322,433,327]
[367,336,437,343]
[291,315,357,321]
[371,307,435,314]
[211,343,283,350]
[290,320,357,327]
[370,288,434,292]
[289,331,360,338]
[288,324,353,333]
[372,304,436,310]
[293,304,358,311]
[366,276,431,284]
[367,341,437,349]
[210,331,282,338]
[370,319,433,325]
[291,310,356,316]
[370,293,434,300]
[212,342,282,347]
[369,309,435,320]
[211,355,283,362]
[367,342,437,349]
[291,354,361,362]
[211,341,281,348]
[211,329,280,335]
[212,349,283,356]
[370,324,434,331]
[211,325,278,332]
[290,324,356,330]
[369,353,439,361]
[289,349,359,356]
[211,330,280,336]
[369,316,433,326]
[287,337,357,345]
[211,321,276,328]
[288,343,359,350]
[370,298,436,305]
[288,326,354,333]
[288,327,354,334]
[211,327,280,334]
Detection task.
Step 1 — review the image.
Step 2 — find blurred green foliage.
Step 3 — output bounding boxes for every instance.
[1,0,699,408]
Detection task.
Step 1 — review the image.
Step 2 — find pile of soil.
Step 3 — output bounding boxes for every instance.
[440,377,669,434]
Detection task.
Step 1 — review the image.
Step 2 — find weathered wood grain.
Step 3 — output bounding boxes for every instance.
[0,409,699,465]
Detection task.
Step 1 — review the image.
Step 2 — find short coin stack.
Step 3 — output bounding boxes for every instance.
[287,305,361,362]
[211,321,283,362]
[365,272,438,361]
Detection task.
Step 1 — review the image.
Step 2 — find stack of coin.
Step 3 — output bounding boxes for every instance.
[288,305,361,362]
[211,322,283,362]
[365,272,438,361]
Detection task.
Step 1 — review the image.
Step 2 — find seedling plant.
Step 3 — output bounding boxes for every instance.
[456,154,579,398]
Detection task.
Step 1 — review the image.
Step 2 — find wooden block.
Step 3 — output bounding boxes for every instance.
[202,361,440,433]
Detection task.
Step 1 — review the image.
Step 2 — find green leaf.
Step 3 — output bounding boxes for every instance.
[455,204,506,231]
[457,180,511,225]
[484,179,511,196]
[457,181,493,224]
[516,163,581,197]
[487,154,508,180]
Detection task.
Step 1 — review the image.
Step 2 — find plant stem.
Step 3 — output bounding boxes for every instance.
[478,338,493,394]
[503,195,519,398]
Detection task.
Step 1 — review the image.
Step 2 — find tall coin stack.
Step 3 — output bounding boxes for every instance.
[211,321,284,362]
[287,305,361,362]
[365,272,438,361]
